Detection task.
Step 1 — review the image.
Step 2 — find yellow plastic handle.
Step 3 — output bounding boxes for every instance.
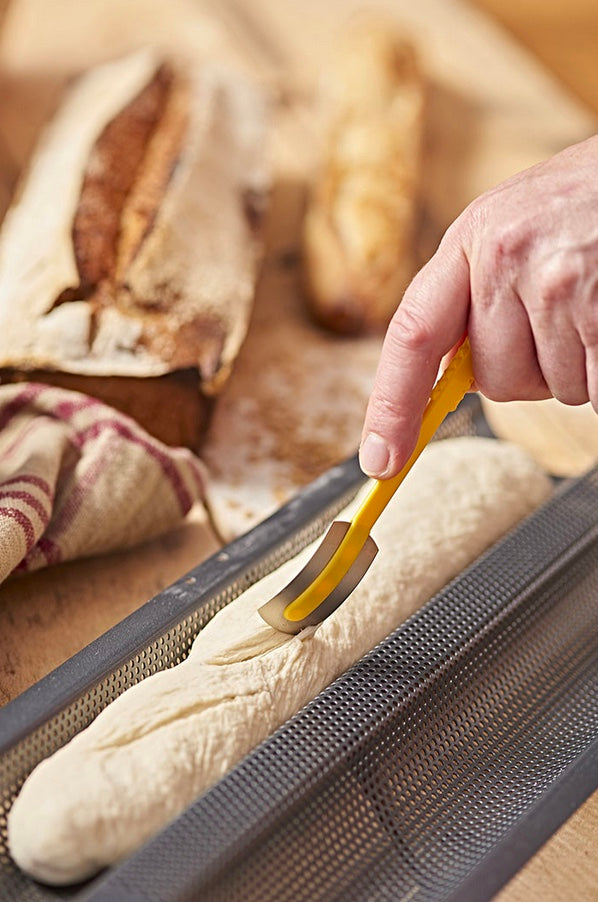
[352,336,474,534]
[284,338,474,622]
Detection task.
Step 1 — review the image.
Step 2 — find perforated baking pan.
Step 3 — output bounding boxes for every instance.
[0,395,596,901]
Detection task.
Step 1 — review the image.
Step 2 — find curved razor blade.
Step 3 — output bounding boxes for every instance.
[258,521,379,634]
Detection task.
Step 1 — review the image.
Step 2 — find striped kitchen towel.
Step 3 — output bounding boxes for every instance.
[0,383,206,583]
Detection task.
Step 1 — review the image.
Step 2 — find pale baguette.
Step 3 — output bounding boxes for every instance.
[303,23,425,334]
[8,437,552,884]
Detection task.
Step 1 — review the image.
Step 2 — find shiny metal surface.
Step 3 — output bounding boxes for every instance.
[258,521,379,633]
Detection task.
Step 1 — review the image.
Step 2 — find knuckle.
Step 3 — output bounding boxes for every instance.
[457,191,528,260]
[388,298,436,356]
[440,199,486,254]
[369,390,404,423]
[441,211,469,248]
[535,256,580,311]
[460,195,488,235]
[488,220,530,265]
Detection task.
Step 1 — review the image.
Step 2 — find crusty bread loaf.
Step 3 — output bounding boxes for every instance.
[302,22,425,334]
[0,50,269,448]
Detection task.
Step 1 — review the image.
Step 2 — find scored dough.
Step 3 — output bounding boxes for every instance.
[8,437,552,885]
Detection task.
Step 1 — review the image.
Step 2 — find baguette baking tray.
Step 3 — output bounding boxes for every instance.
[0,395,597,901]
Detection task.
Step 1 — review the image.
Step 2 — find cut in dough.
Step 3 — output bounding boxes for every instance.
[8,437,552,884]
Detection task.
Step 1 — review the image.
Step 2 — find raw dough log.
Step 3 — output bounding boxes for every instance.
[302,21,425,334]
[8,437,552,884]
[0,50,269,448]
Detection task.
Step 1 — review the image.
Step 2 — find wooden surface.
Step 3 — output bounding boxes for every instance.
[0,0,596,898]
[0,506,220,704]
[496,791,598,902]
[473,0,598,116]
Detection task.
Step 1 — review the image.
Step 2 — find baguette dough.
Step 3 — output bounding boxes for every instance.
[8,437,552,884]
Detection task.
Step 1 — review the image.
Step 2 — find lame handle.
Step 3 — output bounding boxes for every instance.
[282,338,474,623]
[353,337,475,536]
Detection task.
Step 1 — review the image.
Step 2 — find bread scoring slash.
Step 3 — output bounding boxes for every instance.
[0,50,270,448]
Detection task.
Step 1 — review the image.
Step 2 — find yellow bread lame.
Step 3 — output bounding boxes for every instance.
[281,338,475,624]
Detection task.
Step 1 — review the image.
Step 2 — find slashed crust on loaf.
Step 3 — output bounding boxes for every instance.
[0,50,269,445]
[302,22,425,334]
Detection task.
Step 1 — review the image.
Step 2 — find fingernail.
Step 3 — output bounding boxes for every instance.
[359,433,390,478]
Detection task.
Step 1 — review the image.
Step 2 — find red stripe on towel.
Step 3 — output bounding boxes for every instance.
[0,384,48,431]
[0,489,50,525]
[0,474,53,498]
[0,505,37,551]
[36,536,62,566]
[76,419,194,514]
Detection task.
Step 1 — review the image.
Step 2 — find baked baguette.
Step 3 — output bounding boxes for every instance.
[0,50,269,448]
[8,437,552,884]
[302,22,425,334]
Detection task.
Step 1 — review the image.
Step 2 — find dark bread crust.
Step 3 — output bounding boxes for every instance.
[0,367,210,450]
[0,54,269,449]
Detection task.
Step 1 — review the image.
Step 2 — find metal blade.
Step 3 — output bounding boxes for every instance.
[258,521,379,634]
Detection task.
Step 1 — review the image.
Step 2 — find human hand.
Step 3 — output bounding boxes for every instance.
[359,134,598,479]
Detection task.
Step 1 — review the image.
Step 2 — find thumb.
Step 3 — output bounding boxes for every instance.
[359,241,471,478]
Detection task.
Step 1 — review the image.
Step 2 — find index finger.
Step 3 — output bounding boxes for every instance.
[359,241,471,478]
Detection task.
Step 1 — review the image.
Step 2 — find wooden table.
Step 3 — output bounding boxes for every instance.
[0,0,596,898]
[474,0,598,116]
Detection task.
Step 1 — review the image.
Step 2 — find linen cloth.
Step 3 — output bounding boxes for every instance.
[0,382,206,583]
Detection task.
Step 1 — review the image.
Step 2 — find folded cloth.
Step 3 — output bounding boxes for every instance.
[0,383,206,583]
